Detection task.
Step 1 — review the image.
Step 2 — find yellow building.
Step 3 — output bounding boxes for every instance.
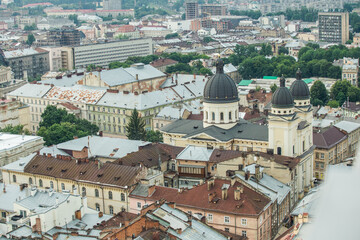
[313,126,348,180]
[161,62,314,201]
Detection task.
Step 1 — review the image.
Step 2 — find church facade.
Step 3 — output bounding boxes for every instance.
[161,60,314,200]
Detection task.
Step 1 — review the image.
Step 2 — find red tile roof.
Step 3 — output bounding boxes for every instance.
[150,58,178,68]
[131,179,271,216]
[94,212,137,230]
[24,155,144,188]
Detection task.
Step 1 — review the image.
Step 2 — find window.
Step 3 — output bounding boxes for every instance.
[303,141,305,152]
[50,181,54,189]
[205,111,208,120]
[242,231,247,237]
[82,187,86,197]
[241,218,247,226]
[293,145,295,154]
[207,213,213,222]
[29,177,33,185]
[108,191,113,200]
[220,112,224,121]
[95,189,99,197]
[1,212,6,218]
[260,215,263,224]
[224,216,230,223]
[39,179,43,187]
[212,112,215,121]
[109,205,114,214]
[137,202,142,209]
[277,147,282,155]
[224,228,229,232]
[12,175,16,183]
[229,111,232,120]
[121,193,125,201]
[320,153,325,159]
[171,163,175,171]
[61,183,65,191]
[95,203,100,211]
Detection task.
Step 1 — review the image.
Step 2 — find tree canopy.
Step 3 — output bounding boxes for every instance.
[38,106,98,146]
[0,125,31,135]
[310,80,328,106]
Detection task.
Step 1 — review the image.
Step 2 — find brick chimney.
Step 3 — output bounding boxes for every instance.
[148,185,156,197]
[207,178,215,190]
[98,212,103,218]
[234,186,243,200]
[221,186,228,200]
[75,210,81,220]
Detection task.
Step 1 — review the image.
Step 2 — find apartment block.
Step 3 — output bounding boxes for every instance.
[103,0,122,10]
[72,38,153,68]
[200,4,227,17]
[318,12,349,44]
[4,48,50,80]
[185,0,199,20]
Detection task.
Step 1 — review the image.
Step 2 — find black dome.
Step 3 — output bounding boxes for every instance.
[203,59,239,103]
[290,69,310,100]
[271,76,294,108]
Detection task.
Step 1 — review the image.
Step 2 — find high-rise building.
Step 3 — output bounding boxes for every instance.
[72,38,153,68]
[185,0,199,20]
[318,12,349,44]
[103,0,122,10]
[200,4,227,17]
[45,27,81,47]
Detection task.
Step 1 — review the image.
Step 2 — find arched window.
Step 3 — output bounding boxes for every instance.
[109,205,114,215]
[108,191,113,200]
[229,111,232,120]
[212,112,215,121]
[12,175,16,183]
[95,203,100,211]
[39,179,43,187]
[95,189,99,197]
[61,183,65,191]
[50,181,54,189]
[205,111,208,120]
[220,112,224,121]
[29,177,33,185]
[82,187,86,197]
[277,147,282,155]
[121,193,125,202]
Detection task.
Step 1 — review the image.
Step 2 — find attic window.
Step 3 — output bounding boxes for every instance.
[32,164,39,169]
[46,167,53,171]
[61,169,68,172]
[148,158,152,161]
[114,176,121,181]
[97,174,103,178]
[80,171,86,175]
[113,148,119,152]
[194,126,198,129]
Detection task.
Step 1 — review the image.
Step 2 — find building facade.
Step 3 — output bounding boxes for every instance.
[73,38,153,68]
[200,4,227,17]
[185,0,199,20]
[318,12,349,44]
[4,48,50,80]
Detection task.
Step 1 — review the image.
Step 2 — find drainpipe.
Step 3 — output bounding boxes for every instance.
[101,186,105,214]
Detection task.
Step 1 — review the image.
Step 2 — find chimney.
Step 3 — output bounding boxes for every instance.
[176,228,182,234]
[98,161,102,169]
[255,164,262,181]
[75,210,81,220]
[152,231,160,240]
[136,74,139,81]
[207,179,215,190]
[221,185,228,200]
[98,212,103,218]
[148,185,156,197]
[245,171,250,181]
[234,187,241,200]
[208,193,214,203]
[35,217,41,233]
[230,177,236,186]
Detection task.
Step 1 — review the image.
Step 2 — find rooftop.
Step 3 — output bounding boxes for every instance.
[334,120,360,133]
[0,133,43,153]
[4,48,47,58]
[0,183,29,212]
[313,126,347,149]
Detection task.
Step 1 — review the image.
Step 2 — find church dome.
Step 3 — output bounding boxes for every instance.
[271,76,294,108]
[203,59,239,103]
[290,69,310,100]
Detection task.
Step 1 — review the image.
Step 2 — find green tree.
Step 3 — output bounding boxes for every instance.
[165,33,179,39]
[302,28,311,32]
[26,34,35,46]
[270,84,278,93]
[330,80,351,106]
[278,46,289,55]
[0,125,31,135]
[38,106,98,146]
[327,100,339,108]
[126,108,146,140]
[310,80,328,105]
[259,44,272,56]
[145,130,163,142]
[203,36,215,43]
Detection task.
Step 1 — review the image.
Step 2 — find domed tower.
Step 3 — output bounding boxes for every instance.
[268,76,298,157]
[203,59,239,129]
[290,69,312,122]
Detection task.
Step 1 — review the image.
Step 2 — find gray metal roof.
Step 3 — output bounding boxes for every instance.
[176,145,213,161]
[334,121,360,133]
[1,153,36,172]
[7,83,52,98]
[162,119,268,142]
[0,183,29,212]
[41,74,84,87]
[56,136,149,159]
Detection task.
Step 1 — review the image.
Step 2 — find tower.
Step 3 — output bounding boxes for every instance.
[268,76,298,157]
[203,59,239,129]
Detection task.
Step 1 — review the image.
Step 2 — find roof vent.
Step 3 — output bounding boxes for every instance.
[97,174,103,178]
[46,167,53,171]
[80,171,86,175]
[61,169,67,172]
[194,126,198,129]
